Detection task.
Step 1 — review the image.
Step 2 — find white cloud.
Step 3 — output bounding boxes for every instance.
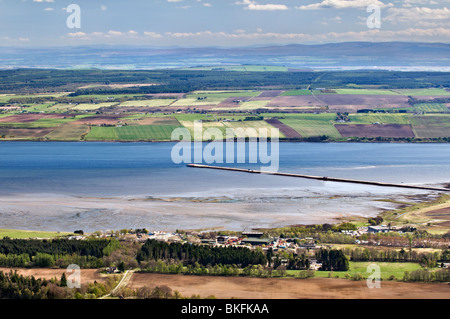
[63,27,450,44]
[101,5,107,11]
[385,6,450,22]
[44,7,54,11]
[236,0,288,11]
[33,0,54,2]
[297,0,392,10]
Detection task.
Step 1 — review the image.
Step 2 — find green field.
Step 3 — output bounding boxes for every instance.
[280,118,342,138]
[409,115,450,138]
[223,120,284,138]
[0,228,71,239]
[310,262,424,280]
[414,103,449,113]
[116,124,181,141]
[70,102,118,111]
[347,113,411,124]
[85,126,118,141]
[392,88,450,96]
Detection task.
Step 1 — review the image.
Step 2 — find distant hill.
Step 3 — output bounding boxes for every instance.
[0,42,449,70]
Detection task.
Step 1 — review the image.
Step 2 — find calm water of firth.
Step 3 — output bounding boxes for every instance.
[0,142,449,232]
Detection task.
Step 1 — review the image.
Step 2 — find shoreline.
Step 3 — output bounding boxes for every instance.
[0,192,448,236]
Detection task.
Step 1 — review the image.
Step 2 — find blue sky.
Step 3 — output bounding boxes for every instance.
[1,0,450,46]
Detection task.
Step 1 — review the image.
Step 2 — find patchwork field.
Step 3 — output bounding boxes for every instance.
[265,118,302,138]
[1,87,449,141]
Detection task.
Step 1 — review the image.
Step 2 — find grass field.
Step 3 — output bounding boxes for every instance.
[280,118,342,138]
[230,100,271,110]
[85,126,118,141]
[309,262,424,280]
[70,102,118,111]
[414,103,449,113]
[392,88,450,96]
[116,124,181,141]
[347,113,411,124]
[0,228,71,239]
[409,115,450,138]
[223,120,284,138]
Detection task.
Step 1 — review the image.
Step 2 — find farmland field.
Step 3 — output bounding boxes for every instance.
[85,126,118,141]
[126,272,450,299]
[347,114,411,125]
[334,89,401,95]
[281,90,312,96]
[312,261,423,280]
[115,124,182,141]
[118,99,176,107]
[44,124,89,141]
[222,120,284,138]
[409,115,450,138]
[335,124,415,138]
[414,103,449,113]
[280,118,342,138]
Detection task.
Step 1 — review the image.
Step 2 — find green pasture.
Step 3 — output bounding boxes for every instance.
[0,228,71,239]
[310,262,424,280]
[280,118,342,138]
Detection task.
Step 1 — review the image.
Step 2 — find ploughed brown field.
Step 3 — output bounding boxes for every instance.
[71,114,129,125]
[267,96,325,107]
[316,94,410,109]
[127,273,450,299]
[335,124,415,138]
[0,127,54,138]
[0,268,107,284]
[0,113,75,123]
[426,207,450,228]
[252,90,285,99]
[265,118,302,138]
[217,97,255,108]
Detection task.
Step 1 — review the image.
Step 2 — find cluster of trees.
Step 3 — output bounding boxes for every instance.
[403,268,450,282]
[136,239,267,267]
[342,247,449,265]
[0,269,119,299]
[316,249,349,271]
[0,238,112,258]
[0,238,120,269]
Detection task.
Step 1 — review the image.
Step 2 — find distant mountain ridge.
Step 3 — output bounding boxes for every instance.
[0,42,449,70]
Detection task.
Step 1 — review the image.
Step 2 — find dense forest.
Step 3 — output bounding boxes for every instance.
[1,69,450,94]
[136,239,267,267]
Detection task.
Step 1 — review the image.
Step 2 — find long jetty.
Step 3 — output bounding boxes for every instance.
[187,164,450,192]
